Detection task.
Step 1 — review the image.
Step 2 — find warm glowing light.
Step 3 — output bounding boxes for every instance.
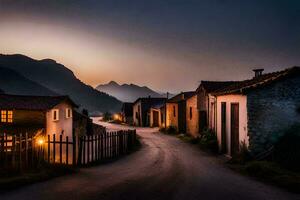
[37,138,45,145]
[114,114,121,121]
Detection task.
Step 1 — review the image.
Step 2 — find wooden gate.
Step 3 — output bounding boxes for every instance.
[152,111,159,127]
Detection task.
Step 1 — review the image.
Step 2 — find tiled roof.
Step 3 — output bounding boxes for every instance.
[133,97,166,105]
[213,66,300,95]
[167,91,196,103]
[0,94,77,110]
[197,81,240,93]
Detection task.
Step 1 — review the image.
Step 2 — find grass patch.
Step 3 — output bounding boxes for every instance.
[0,164,76,193]
[228,161,300,193]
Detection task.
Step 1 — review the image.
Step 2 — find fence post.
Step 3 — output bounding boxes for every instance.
[82,136,86,165]
[66,136,69,165]
[47,135,50,163]
[19,133,22,172]
[77,136,83,166]
[100,133,103,160]
[12,135,16,169]
[59,134,63,164]
[91,135,94,162]
[53,134,56,163]
[72,132,76,167]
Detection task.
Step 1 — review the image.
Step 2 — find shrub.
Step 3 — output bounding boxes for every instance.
[198,129,219,153]
[229,141,253,164]
[273,124,300,172]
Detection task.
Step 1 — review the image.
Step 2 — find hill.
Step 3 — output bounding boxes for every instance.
[0,67,56,96]
[0,54,122,113]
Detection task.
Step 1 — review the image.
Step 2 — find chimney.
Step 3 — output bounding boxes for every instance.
[180,92,185,100]
[253,68,264,78]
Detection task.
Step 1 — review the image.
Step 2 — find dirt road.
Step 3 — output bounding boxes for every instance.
[0,122,298,200]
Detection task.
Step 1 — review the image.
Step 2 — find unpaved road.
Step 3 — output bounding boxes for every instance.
[1,122,299,200]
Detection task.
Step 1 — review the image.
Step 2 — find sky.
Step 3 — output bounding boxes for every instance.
[0,0,299,93]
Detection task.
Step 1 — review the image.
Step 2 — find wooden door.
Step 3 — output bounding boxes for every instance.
[153,111,159,127]
[221,102,227,153]
[230,103,239,156]
[199,111,207,133]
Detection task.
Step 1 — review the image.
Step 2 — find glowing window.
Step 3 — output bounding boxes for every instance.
[7,111,13,123]
[1,110,7,122]
[1,110,13,123]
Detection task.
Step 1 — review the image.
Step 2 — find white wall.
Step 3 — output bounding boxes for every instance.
[46,101,73,140]
[216,95,248,156]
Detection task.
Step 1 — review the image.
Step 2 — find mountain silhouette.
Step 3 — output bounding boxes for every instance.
[0,66,56,96]
[96,81,167,102]
[0,54,122,113]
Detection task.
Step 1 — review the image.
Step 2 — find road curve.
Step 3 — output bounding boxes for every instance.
[0,122,298,200]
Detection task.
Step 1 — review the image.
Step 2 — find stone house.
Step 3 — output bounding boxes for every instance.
[186,93,199,137]
[196,81,239,133]
[133,97,166,127]
[0,94,77,140]
[213,67,300,156]
[166,92,195,133]
[121,102,133,125]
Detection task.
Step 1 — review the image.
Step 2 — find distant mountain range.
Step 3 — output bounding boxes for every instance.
[0,54,122,113]
[96,81,170,102]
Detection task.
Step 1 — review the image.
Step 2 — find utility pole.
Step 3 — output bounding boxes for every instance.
[165,92,169,128]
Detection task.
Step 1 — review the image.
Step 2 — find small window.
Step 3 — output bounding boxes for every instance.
[1,110,7,122]
[65,108,72,118]
[52,109,59,121]
[190,107,193,120]
[1,110,13,123]
[7,111,13,123]
[173,106,176,117]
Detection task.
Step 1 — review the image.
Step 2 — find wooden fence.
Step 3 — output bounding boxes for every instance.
[0,129,137,170]
[0,133,40,171]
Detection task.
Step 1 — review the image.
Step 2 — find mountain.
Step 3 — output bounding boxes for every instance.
[0,67,56,96]
[0,54,122,113]
[96,81,167,102]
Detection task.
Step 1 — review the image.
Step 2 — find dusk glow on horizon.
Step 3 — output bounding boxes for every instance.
[0,0,299,93]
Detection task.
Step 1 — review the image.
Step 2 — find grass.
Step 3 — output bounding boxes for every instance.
[228,161,300,193]
[0,164,77,193]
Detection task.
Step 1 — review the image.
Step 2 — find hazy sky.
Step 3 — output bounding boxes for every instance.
[0,0,299,93]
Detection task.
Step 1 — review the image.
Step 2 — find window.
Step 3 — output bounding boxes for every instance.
[1,110,13,123]
[65,108,72,118]
[52,109,59,121]
[173,106,176,117]
[189,107,193,120]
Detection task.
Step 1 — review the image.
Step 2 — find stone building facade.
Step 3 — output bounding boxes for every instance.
[214,67,300,156]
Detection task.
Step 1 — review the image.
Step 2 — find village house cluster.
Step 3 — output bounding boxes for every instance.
[121,67,300,156]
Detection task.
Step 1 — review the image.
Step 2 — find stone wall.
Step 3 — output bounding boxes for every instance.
[247,76,300,154]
